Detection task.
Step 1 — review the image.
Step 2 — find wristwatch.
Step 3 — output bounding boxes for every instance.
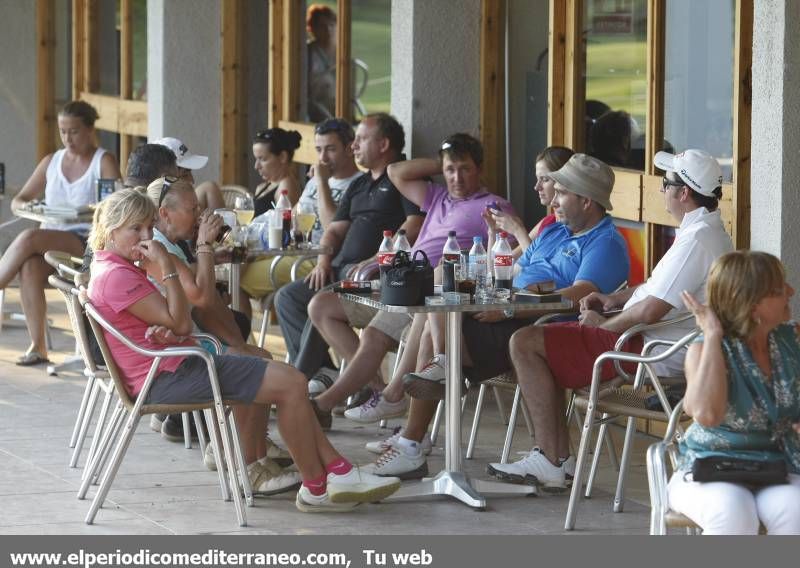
[503,307,515,320]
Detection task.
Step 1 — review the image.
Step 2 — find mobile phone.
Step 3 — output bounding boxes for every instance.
[486,200,501,212]
[96,178,116,202]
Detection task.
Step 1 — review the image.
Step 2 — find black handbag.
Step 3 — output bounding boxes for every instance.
[380,250,434,306]
[691,456,788,486]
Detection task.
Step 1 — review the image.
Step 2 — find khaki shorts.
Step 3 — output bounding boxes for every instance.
[340,301,411,343]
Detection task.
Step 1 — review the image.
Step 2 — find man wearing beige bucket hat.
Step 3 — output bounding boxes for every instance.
[491,148,733,493]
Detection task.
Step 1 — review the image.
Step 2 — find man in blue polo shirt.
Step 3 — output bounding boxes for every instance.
[367,153,630,480]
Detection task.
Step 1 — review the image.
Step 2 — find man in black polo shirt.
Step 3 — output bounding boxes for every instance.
[275,113,423,378]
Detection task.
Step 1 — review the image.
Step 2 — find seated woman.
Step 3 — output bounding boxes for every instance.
[0,100,121,365]
[87,188,401,511]
[672,250,800,534]
[238,128,307,316]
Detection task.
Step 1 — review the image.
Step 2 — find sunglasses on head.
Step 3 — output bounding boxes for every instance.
[254,130,273,142]
[314,118,351,135]
[157,176,180,207]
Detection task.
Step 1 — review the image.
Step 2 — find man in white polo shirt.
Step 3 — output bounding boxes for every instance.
[491,148,734,492]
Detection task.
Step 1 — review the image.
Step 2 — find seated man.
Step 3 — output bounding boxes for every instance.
[275,113,423,379]
[307,134,515,427]
[238,118,362,312]
[124,143,179,188]
[368,153,630,479]
[491,149,734,492]
[152,137,225,211]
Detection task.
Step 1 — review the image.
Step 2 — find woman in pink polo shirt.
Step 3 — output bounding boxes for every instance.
[87,188,400,512]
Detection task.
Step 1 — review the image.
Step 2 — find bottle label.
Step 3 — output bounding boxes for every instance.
[378,252,396,266]
[494,254,513,267]
[443,253,460,263]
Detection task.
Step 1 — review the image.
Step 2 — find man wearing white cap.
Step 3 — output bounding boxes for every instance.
[153,137,225,211]
[492,149,734,493]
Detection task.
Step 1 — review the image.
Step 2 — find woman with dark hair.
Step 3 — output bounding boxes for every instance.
[1,99,121,365]
[251,128,302,216]
[672,251,800,534]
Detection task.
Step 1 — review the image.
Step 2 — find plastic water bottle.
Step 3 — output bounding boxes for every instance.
[377,230,395,275]
[442,230,461,292]
[469,236,489,299]
[275,189,293,249]
[393,229,412,254]
[492,231,513,290]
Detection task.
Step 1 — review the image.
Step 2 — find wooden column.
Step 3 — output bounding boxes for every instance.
[71,0,85,99]
[732,0,753,249]
[268,0,285,127]
[119,0,133,172]
[644,0,665,275]
[562,0,583,151]
[36,0,56,160]
[335,0,352,122]
[221,0,248,184]
[479,0,505,196]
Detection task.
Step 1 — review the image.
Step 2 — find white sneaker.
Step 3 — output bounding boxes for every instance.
[363,446,429,480]
[295,485,358,513]
[326,466,402,503]
[247,460,302,496]
[308,367,339,396]
[487,447,566,493]
[561,455,576,484]
[149,414,166,433]
[204,444,219,471]
[344,392,409,423]
[365,428,432,456]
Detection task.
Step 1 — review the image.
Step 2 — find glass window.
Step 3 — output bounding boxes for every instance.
[132,0,147,101]
[582,0,647,170]
[664,0,734,181]
[351,0,391,117]
[96,1,120,96]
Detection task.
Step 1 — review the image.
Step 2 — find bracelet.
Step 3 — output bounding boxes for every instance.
[162,272,179,282]
[196,249,214,255]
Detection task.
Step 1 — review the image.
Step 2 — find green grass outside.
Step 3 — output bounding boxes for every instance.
[585,37,648,125]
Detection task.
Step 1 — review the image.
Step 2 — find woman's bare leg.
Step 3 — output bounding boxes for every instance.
[0,229,81,288]
[19,256,54,357]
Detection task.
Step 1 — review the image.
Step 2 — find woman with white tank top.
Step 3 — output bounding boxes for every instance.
[1,100,120,365]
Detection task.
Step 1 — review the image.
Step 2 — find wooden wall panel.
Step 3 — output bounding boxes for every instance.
[278,121,317,165]
[547,0,566,146]
[36,0,56,160]
[268,0,285,127]
[609,170,642,222]
[733,0,753,249]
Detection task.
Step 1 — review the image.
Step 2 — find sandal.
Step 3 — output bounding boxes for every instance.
[16,351,51,366]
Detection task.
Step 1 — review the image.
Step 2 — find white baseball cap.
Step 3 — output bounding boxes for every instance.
[152,137,208,170]
[654,149,722,197]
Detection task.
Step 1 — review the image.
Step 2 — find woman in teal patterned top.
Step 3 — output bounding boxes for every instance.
[668,251,800,534]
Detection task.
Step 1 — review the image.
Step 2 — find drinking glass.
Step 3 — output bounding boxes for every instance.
[233,195,255,226]
[295,201,317,249]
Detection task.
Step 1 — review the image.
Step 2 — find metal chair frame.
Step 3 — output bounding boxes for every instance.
[80,299,252,526]
[564,320,699,530]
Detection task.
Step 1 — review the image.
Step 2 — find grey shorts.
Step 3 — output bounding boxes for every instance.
[146,354,267,405]
[340,301,411,342]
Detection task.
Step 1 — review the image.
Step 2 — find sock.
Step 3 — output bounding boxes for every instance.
[302,472,327,496]
[325,457,353,476]
[397,436,421,456]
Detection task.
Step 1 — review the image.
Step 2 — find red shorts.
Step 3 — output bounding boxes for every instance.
[543,322,643,389]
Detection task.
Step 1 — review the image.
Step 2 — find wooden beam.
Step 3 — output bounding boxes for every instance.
[563,0,583,150]
[36,0,56,160]
[119,0,133,172]
[732,0,753,249]
[221,0,248,184]
[547,0,567,146]
[84,0,99,93]
[335,0,352,122]
[278,121,317,165]
[79,92,147,137]
[268,0,285,127]
[71,0,85,100]
[644,0,665,175]
[479,0,505,196]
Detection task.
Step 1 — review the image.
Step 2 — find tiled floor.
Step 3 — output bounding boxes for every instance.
[0,287,654,535]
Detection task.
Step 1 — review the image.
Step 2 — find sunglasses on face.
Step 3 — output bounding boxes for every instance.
[157,176,180,207]
[661,177,685,193]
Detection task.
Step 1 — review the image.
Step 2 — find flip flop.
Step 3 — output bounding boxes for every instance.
[15,351,51,366]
